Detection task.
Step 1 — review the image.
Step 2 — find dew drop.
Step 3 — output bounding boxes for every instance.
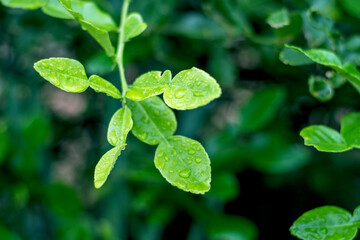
[175,89,186,99]
[169,169,174,173]
[140,132,148,140]
[164,156,169,161]
[189,150,195,155]
[195,157,202,163]
[179,169,191,178]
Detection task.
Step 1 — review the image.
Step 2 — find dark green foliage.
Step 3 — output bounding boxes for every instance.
[2,0,360,239]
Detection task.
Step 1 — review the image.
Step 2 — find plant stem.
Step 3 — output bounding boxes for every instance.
[116,0,131,97]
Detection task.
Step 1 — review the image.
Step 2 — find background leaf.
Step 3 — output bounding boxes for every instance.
[300,125,351,152]
[267,8,290,29]
[238,86,286,132]
[340,112,360,148]
[2,0,46,9]
[290,206,358,240]
[124,12,147,41]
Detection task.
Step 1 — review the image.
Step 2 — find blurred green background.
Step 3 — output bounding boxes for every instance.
[2,0,360,239]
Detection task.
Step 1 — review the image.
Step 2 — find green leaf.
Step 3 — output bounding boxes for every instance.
[285,45,360,94]
[207,214,258,240]
[267,8,290,29]
[89,75,121,99]
[308,75,334,102]
[34,58,89,93]
[2,0,46,9]
[279,47,313,66]
[340,112,360,148]
[353,206,360,226]
[127,97,177,145]
[154,135,211,194]
[58,0,115,56]
[94,145,125,189]
[107,106,133,146]
[163,67,221,110]
[0,123,10,166]
[340,0,360,18]
[239,86,286,132]
[285,44,342,68]
[290,206,358,240]
[338,63,360,93]
[126,70,171,101]
[300,125,351,152]
[41,0,73,19]
[124,12,147,41]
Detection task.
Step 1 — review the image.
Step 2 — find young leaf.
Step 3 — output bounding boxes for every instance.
[154,135,211,194]
[89,75,121,99]
[267,8,290,29]
[94,145,125,189]
[107,106,133,146]
[300,125,351,152]
[163,67,221,110]
[290,206,358,240]
[308,75,334,102]
[340,112,360,148]
[58,0,115,57]
[2,0,46,9]
[42,0,73,19]
[126,70,171,101]
[34,58,89,93]
[127,97,177,145]
[124,13,147,41]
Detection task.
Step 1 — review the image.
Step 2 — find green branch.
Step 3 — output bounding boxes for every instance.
[116,0,131,97]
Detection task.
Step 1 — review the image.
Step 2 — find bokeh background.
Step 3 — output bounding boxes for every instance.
[2,0,360,239]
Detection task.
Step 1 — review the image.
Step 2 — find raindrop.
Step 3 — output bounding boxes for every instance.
[179,169,191,178]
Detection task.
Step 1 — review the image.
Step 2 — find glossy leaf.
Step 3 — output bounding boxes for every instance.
[2,0,46,9]
[89,75,121,99]
[340,112,360,148]
[58,0,115,56]
[127,97,177,145]
[300,125,351,152]
[34,58,89,93]
[308,75,334,102]
[267,8,290,29]
[239,86,286,132]
[154,135,211,194]
[107,106,133,146]
[94,145,125,189]
[163,67,221,110]
[124,13,147,41]
[290,206,358,240]
[42,0,73,19]
[126,70,171,101]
